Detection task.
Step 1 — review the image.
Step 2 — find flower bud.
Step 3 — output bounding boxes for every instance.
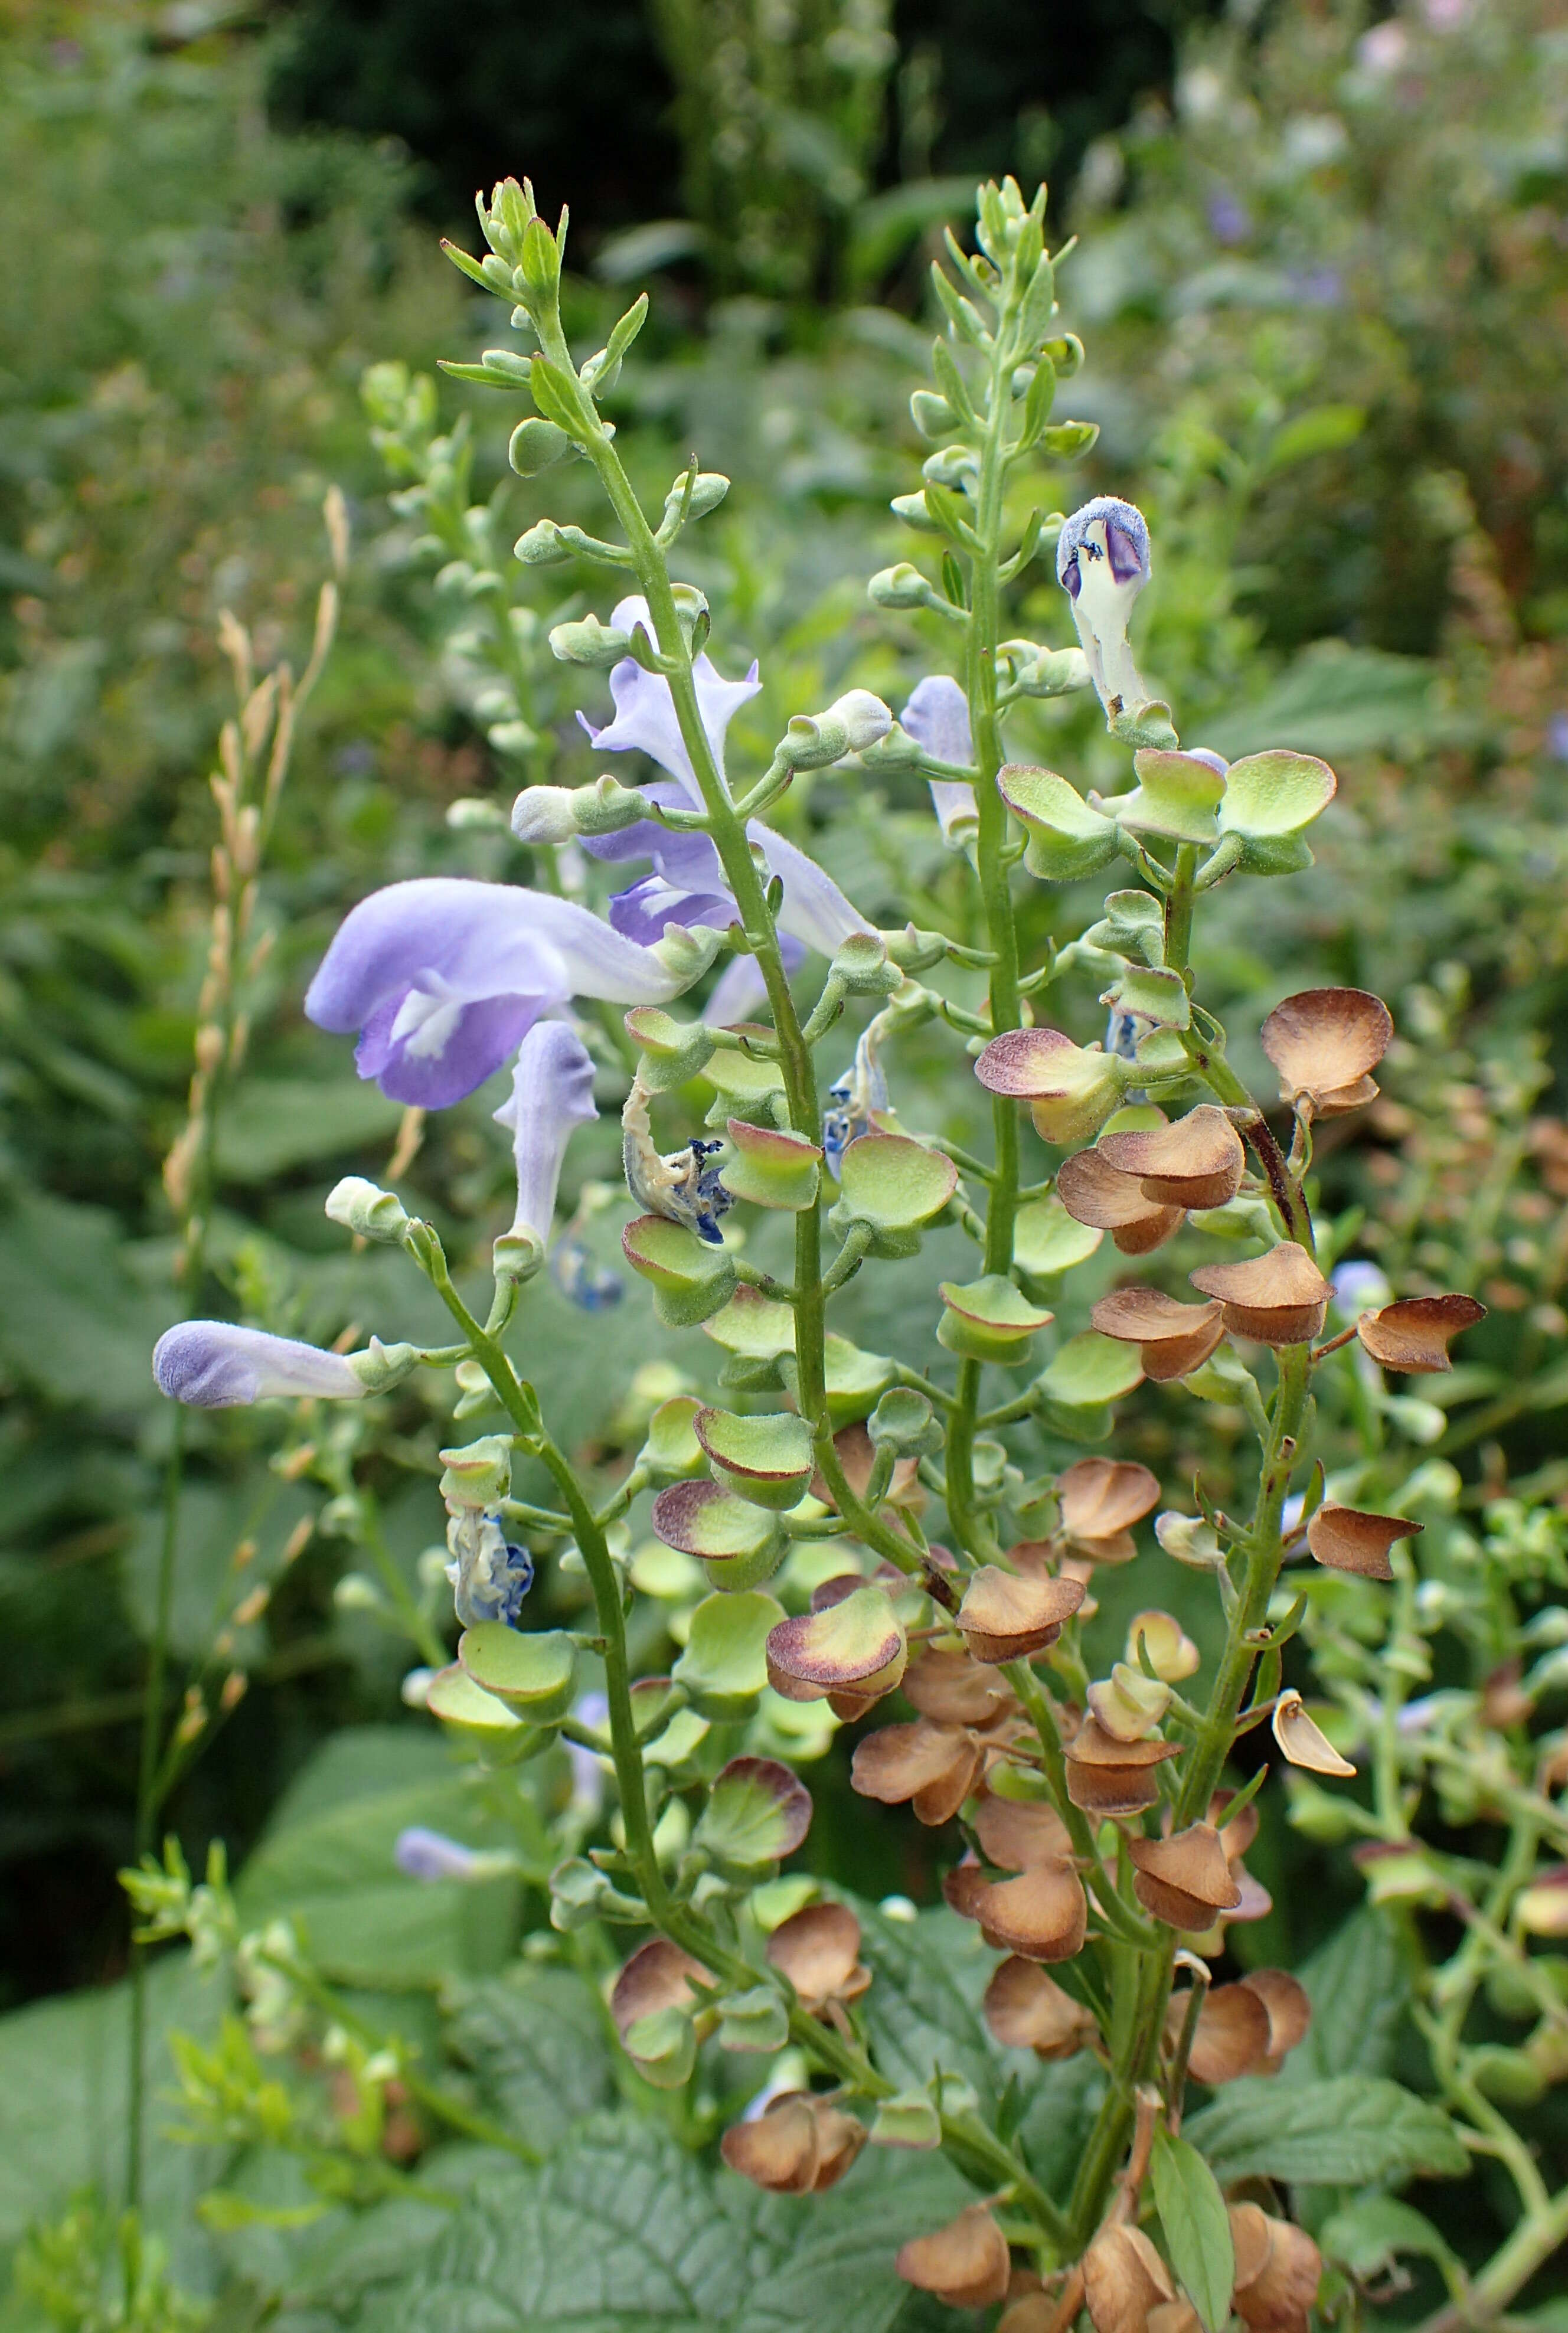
[508,786,579,845]
[514,519,572,566]
[663,470,731,521]
[492,1228,545,1286]
[651,923,726,985]
[779,690,893,771]
[508,417,571,477]
[325,1175,411,1243]
[549,615,633,668]
[517,214,562,303]
[868,564,936,611]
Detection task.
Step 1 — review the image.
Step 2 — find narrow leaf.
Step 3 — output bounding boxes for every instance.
[1151,2129,1234,2333]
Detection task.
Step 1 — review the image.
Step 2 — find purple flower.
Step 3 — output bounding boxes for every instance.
[1546,713,1568,763]
[1056,497,1152,715]
[575,596,874,966]
[1208,191,1250,246]
[395,1827,484,1882]
[153,1321,365,1407]
[493,1020,599,1249]
[304,877,687,1109]
[901,675,977,846]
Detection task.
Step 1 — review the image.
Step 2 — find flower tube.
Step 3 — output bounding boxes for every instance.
[493,1019,600,1258]
[901,674,978,847]
[153,1321,367,1407]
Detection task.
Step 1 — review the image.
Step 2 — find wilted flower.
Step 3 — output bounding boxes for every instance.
[492,1020,599,1269]
[445,1508,534,1629]
[1056,496,1152,715]
[901,674,977,847]
[305,876,689,1108]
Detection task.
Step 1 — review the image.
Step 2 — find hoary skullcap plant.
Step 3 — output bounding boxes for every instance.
[124,175,1568,2333]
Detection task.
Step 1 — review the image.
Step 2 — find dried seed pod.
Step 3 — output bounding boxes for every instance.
[1130,1823,1242,1929]
[1229,2204,1274,2296]
[1090,1286,1227,1380]
[1128,1610,1201,1682]
[903,1643,1017,1726]
[984,1955,1097,2057]
[1306,1504,1423,1581]
[720,2092,867,2194]
[1272,1688,1355,1775]
[1059,1457,1162,1562]
[1181,1981,1273,2084]
[766,1584,906,1704]
[896,2202,1012,2309]
[765,1901,870,2012]
[1065,1716,1179,1816]
[972,1790,1074,1871]
[852,1718,985,1825]
[1231,2212,1322,2333]
[1097,1105,1247,1211]
[810,1419,923,1512]
[1057,1146,1184,1254]
[1188,1245,1332,1347]
[975,1858,1090,1962]
[610,1939,706,2037]
[1240,1968,1312,2069]
[1089,1665,1172,1741]
[943,1850,991,1919]
[1355,1293,1486,1373]
[1259,987,1393,1117]
[1084,2223,1176,2333]
[959,1564,1087,1661]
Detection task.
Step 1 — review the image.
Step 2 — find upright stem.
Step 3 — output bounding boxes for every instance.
[126,1407,184,2211]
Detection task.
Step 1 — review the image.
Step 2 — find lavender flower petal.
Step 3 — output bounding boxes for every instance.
[580,594,761,806]
[395,1826,483,1882]
[901,674,973,767]
[493,1020,599,1244]
[153,1321,365,1407]
[749,824,874,958]
[608,872,737,946]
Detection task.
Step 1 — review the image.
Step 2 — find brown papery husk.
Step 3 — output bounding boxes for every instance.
[976,1860,1089,1962]
[959,1563,1086,1662]
[1306,1502,1423,1580]
[896,2203,1012,2309]
[1188,1245,1333,1348]
[610,1938,706,2037]
[903,1644,1016,1726]
[1272,1687,1357,1775]
[1084,2223,1176,2333]
[1180,1981,1273,2084]
[1059,1456,1162,1545]
[1097,1104,1246,1211]
[972,1790,1074,1870]
[1233,2217,1324,2333]
[1057,1146,1185,1252]
[942,1851,991,1920]
[1130,1824,1242,1930]
[1259,986,1393,1114]
[852,1718,974,1805]
[1242,1968,1312,2067]
[765,1901,868,2012]
[1229,2204,1275,2295]
[984,1955,1096,2057]
[1356,1293,1487,1373]
[1065,1717,1177,1816]
[720,2095,821,2193]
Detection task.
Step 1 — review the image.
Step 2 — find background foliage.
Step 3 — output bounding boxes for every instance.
[1,0,1566,2326]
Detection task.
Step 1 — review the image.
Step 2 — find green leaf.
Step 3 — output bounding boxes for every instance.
[0,1188,169,1411]
[445,1966,615,2151]
[373,2114,969,2333]
[459,1623,578,1721]
[850,1899,1002,2115]
[1318,2195,1459,2282]
[1288,1906,1412,2082]
[1184,2075,1466,2187]
[1264,403,1366,473]
[1151,2131,1235,2333]
[214,1078,404,1181]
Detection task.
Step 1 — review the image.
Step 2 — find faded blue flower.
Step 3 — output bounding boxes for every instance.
[493,1019,599,1252]
[305,877,687,1109]
[395,1827,484,1881]
[153,1321,365,1408]
[1056,497,1152,715]
[445,1507,534,1629]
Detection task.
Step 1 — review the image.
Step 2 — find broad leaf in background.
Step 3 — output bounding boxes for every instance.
[1318,2195,1461,2285]
[236,1728,524,1989]
[849,1898,1002,2115]
[1286,1906,1412,2084]
[373,2114,971,2333]
[1184,2074,1466,2187]
[444,1965,616,2152]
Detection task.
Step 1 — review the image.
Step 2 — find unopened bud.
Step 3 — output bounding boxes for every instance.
[868,564,937,612]
[439,1434,512,1512]
[514,519,572,566]
[508,417,571,477]
[548,615,632,667]
[345,1338,422,1394]
[664,470,730,522]
[779,689,892,771]
[325,1177,410,1243]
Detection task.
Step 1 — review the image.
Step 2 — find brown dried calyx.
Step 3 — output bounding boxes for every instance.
[1097,1105,1247,1212]
[809,1419,923,1514]
[720,2091,867,2193]
[1259,987,1393,1118]
[765,1901,870,2018]
[947,1776,1090,1963]
[903,1642,1018,1727]
[1090,1286,1226,1381]
[1065,1714,1179,1817]
[958,1563,1086,1662]
[985,1955,1097,2058]
[609,1938,707,2040]
[1272,1688,1355,1776]
[1188,1243,1332,1347]
[896,2201,1012,2309]
[1084,2223,1176,2333]
[1058,1144,1185,1255]
[1229,2204,1323,2333]
[1058,1458,1162,1564]
[1172,1968,1311,2084]
[1306,1503,1423,1581]
[1129,1822,1242,1930]
[851,1717,986,1825]
[1355,1293,1486,1373]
